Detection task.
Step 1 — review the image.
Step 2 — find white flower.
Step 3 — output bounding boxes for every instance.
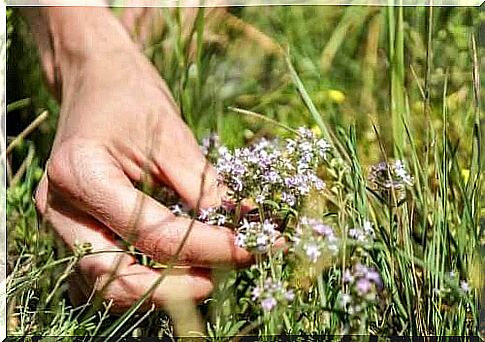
[255,194,265,204]
[340,293,352,307]
[460,280,471,293]
[235,233,246,248]
[262,220,277,233]
[304,242,321,263]
[363,220,373,234]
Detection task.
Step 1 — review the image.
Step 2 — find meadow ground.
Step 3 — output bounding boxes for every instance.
[5,5,485,338]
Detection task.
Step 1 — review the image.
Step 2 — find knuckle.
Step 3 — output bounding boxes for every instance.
[34,177,48,215]
[46,138,104,199]
[46,142,85,195]
[151,229,179,262]
[46,147,71,188]
[46,138,96,185]
[149,221,196,265]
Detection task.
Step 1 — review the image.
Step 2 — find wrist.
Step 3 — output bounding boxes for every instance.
[46,7,133,57]
[31,7,138,95]
[49,7,136,64]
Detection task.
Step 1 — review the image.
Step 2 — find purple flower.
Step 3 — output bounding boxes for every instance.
[316,139,330,156]
[356,278,372,295]
[340,264,382,311]
[326,237,340,255]
[297,160,310,172]
[368,160,414,190]
[365,269,383,289]
[354,263,367,276]
[261,297,277,312]
[299,141,313,152]
[214,129,330,209]
[198,208,212,221]
[264,171,281,184]
[170,204,184,215]
[262,220,277,233]
[286,139,297,153]
[251,286,262,300]
[300,218,333,236]
[281,192,296,206]
[309,174,325,190]
[256,234,269,247]
[197,207,227,226]
[236,220,278,254]
[343,269,354,283]
[394,160,413,186]
[200,133,221,156]
[215,215,226,226]
[313,223,334,237]
[284,290,295,301]
[296,127,314,139]
[365,269,380,282]
[304,242,321,263]
[284,176,298,188]
[349,223,375,241]
[253,278,295,312]
[363,220,373,233]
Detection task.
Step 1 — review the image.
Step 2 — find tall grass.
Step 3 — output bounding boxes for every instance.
[5,5,483,338]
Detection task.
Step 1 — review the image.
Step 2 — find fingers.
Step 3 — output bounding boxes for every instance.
[38,186,214,313]
[113,111,223,211]
[99,265,213,313]
[46,140,252,268]
[70,256,214,314]
[154,116,223,210]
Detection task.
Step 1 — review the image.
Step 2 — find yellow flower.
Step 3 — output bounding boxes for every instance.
[327,89,345,104]
[311,125,322,137]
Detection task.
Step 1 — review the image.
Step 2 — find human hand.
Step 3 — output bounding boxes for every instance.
[29,7,252,313]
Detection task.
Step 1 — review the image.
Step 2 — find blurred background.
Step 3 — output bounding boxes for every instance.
[7,6,484,162]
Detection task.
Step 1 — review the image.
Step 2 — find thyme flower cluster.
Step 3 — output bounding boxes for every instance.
[198,207,227,226]
[251,278,295,312]
[215,127,329,207]
[169,130,404,317]
[235,219,279,254]
[348,220,375,242]
[340,263,383,314]
[294,217,339,263]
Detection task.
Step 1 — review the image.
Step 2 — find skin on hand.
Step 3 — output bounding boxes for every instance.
[25,6,252,313]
